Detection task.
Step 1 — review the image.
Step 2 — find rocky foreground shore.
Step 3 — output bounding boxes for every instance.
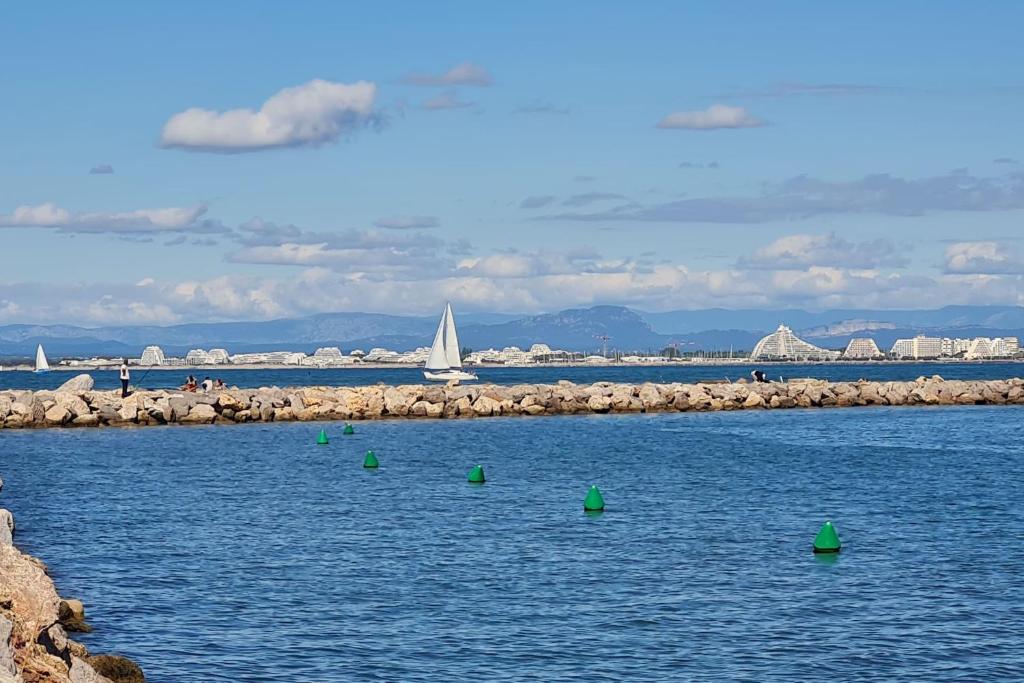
[0,483,145,682]
[2,373,1023,430]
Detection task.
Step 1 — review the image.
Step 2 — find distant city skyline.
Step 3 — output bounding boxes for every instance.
[2,3,1023,325]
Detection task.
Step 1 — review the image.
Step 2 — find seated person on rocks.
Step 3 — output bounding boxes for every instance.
[181,375,198,392]
[750,369,769,383]
[201,376,214,392]
[213,378,225,390]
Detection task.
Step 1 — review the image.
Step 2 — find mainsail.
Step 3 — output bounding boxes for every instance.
[35,344,50,372]
[424,303,463,371]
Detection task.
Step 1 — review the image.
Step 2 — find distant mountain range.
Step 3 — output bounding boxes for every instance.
[1,305,1023,360]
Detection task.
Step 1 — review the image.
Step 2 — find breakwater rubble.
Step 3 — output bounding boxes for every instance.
[1,373,1022,430]
[0,482,145,681]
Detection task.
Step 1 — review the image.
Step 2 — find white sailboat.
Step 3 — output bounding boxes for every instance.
[34,344,50,373]
[423,302,478,382]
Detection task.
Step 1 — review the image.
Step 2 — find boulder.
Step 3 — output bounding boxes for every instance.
[59,599,91,633]
[85,655,145,683]
[0,616,16,682]
[70,657,117,683]
[587,395,612,413]
[0,510,13,545]
[44,405,71,425]
[57,374,95,392]
[179,404,217,424]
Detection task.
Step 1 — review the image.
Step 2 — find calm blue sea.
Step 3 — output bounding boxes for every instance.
[2,361,1023,392]
[3,407,1024,681]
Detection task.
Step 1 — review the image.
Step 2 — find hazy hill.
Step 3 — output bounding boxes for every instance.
[1,304,1022,359]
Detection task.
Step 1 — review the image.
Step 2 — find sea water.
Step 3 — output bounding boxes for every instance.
[1,360,1022,392]
[3,407,1024,681]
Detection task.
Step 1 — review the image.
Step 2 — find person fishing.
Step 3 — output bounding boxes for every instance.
[119,361,131,397]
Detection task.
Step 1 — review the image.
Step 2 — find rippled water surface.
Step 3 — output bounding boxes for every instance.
[2,360,1023,392]
[3,407,1024,681]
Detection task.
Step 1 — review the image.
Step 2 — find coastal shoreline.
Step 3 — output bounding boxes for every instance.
[2,374,1022,430]
[0,490,145,681]
[2,358,1022,373]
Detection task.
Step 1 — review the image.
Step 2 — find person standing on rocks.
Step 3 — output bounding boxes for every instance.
[119,362,131,398]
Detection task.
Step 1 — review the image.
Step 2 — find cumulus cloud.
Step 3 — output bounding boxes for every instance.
[0,202,225,234]
[401,62,493,87]
[944,241,1024,274]
[422,90,474,110]
[89,164,114,175]
[519,195,557,209]
[373,215,439,230]
[657,104,763,130]
[160,79,378,153]
[540,169,1024,224]
[740,233,909,270]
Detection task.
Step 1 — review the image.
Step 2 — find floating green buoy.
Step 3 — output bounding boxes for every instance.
[342,423,355,435]
[316,428,329,445]
[583,485,605,512]
[363,450,379,468]
[813,521,841,553]
[467,464,485,483]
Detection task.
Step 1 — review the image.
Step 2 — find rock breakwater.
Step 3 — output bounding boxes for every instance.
[2,374,1023,430]
[0,505,145,682]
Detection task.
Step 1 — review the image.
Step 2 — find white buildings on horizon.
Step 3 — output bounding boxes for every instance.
[889,334,1019,360]
[842,338,884,360]
[750,325,841,362]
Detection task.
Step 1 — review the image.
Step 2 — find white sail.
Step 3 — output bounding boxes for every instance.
[35,344,49,371]
[443,303,463,369]
[424,306,451,371]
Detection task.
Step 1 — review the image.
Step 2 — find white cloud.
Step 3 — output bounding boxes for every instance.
[0,202,220,234]
[945,241,1024,274]
[657,104,763,130]
[402,62,492,87]
[422,91,474,110]
[740,233,909,270]
[160,79,377,153]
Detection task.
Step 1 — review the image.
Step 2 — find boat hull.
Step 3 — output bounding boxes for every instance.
[423,370,478,382]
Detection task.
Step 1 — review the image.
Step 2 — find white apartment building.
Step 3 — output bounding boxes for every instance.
[185,349,212,365]
[140,345,166,366]
[842,338,883,359]
[890,335,943,359]
[229,351,306,365]
[751,324,840,361]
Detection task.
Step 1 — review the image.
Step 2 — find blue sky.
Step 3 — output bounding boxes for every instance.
[1,1,1023,325]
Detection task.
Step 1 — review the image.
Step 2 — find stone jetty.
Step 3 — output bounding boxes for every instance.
[0,501,145,681]
[1,373,1023,430]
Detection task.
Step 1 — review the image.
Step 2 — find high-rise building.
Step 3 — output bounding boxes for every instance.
[890,335,942,359]
[139,345,165,366]
[842,338,883,359]
[185,349,212,365]
[750,324,840,361]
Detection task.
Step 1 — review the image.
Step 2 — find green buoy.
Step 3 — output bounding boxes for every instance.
[363,450,379,468]
[342,423,355,435]
[813,521,841,553]
[467,464,486,484]
[583,485,605,512]
[316,429,329,445]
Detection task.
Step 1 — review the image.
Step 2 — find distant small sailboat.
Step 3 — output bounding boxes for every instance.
[34,344,50,373]
[423,302,477,382]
